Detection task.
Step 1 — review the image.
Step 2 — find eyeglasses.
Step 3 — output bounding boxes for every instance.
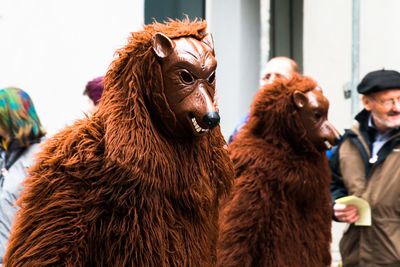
[371,96,400,109]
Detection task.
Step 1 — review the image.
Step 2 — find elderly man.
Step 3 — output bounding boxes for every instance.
[330,69,400,266]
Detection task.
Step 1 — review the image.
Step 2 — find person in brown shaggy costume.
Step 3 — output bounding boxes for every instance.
[4,18,234,267]
[217,74,341,267]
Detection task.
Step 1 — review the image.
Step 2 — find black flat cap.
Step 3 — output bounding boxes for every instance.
[357,69,400,95]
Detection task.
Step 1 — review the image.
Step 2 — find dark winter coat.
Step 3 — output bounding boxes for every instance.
[330,109,400,267]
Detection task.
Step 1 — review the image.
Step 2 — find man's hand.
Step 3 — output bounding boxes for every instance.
[333,203,359,223]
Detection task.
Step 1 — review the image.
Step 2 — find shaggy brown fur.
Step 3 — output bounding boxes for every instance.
[4,19,233,267]
[217,74,332,267]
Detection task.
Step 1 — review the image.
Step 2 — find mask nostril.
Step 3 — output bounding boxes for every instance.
[203,112,220,130]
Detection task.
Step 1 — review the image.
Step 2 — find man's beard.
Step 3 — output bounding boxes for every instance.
[373,111,400,130]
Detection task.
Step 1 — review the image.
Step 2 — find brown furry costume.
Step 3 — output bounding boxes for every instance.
[217,75,333,267]
[4,19,233,267]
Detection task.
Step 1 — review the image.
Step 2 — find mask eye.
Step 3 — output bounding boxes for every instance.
[180,71,194,84]
[315,112,322,120]
[208,72,216,83]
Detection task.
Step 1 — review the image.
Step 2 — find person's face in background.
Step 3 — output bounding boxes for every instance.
[362,88,400,133]
[84,76,104,116]
[260,58,298,86]
[87,98,98,116]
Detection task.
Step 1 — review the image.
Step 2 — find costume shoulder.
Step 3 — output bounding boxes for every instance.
[4,118,104,266]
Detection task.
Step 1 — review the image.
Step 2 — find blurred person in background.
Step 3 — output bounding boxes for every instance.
[330,69,400,266]
[83,76,104,115]
[228,56,299,143]
[0,87,46,263]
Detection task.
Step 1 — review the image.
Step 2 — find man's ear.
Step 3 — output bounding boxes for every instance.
[362,95,373,111]
[293,90,308,108]
[202,33,214,53]
[152,32,175,59]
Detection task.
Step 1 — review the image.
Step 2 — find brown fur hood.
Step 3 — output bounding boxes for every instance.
[4,19,233,267]
[237,74,320,156]
[218,74,332,266]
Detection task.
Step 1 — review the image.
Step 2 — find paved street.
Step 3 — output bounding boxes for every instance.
[331,221,346,267]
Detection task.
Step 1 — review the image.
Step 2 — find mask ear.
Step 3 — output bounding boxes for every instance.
[202,33,214,54]
[293,90,307,108]
[152,32,175,59]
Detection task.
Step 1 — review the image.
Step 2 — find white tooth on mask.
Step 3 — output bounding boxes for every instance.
[191,117,208,133]
[324,140,332,150]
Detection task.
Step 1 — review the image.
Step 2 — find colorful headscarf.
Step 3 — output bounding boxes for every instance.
[0,87,45,147]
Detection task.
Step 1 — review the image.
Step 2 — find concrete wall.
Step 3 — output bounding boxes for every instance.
[303,0,353,133]
[304,0,400,133]
[0,0,144,136]
[206,0,261,140]
[360,0,400,75]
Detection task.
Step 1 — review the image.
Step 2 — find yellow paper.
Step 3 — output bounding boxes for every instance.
[335,196,371,226]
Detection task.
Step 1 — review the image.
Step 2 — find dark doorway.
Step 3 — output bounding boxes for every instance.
[270,0,303,72]
[145,0,205,24]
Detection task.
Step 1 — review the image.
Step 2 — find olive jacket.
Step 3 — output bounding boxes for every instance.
[330,109,400,267]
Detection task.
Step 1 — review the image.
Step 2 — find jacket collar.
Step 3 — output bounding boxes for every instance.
[355,109,373,133]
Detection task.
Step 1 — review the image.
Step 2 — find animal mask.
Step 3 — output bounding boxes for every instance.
[293,88,341,152]
[152,32,219,138]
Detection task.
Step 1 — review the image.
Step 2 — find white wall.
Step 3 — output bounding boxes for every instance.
[0,0,144,136]
[303,0,352,133]
[304,0,400,133]
[206,0,261,140]
[359,0,400,75]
